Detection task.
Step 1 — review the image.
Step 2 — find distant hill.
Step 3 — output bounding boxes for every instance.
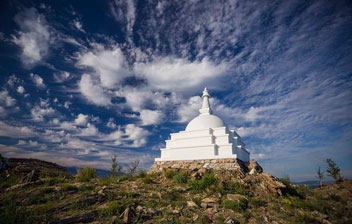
[293,180,334,188]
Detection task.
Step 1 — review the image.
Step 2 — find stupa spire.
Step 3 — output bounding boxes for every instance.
[199,87,212,115]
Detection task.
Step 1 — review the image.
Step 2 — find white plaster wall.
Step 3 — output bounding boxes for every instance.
[214,135,230,144]
[218,144,233,156]
[166,136,213,148]
[212,127,227,135]
[160,145,216,160]
[171,129,211,140]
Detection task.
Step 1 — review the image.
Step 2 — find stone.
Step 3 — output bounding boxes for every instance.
[120,206,135,223]
[136,205,143,213]
[225,218,239,224]
[193,214,199,221]
[172,209,180,215]
[201,202,208,209]
[202,197,217,204]
[147,208,161,216]
[248,160,263,173]
[226,194,247,202]
[111,215,118,224]
[186,201,199,209]
[49,210,98,224]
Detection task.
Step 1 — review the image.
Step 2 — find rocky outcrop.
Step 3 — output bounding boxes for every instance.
[248,159,263,174]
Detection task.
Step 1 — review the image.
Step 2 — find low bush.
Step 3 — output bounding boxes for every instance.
[78,184,94,192]
[164,169,178,179]
[142,176,153,184]
[221,181,247,195]
[294,214,320,224]
[61,183,78,191]
[328,193,342,202]
[188,173,218,192]
[76,167,96,182]
[43,177,66,186]
[221,198,248,211]
[249,198,266,208]
[137,171,147,178]
[173,172,189,184]
[106,201,119,216]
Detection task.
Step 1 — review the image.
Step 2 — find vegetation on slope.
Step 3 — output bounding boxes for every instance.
[0,158,351,224]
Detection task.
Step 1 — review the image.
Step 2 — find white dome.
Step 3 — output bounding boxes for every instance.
[185,114,225,131]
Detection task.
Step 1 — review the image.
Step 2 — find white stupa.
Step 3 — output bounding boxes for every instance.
[155,88,250,162]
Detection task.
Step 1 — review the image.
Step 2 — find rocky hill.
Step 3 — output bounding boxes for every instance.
[0,158,351,224]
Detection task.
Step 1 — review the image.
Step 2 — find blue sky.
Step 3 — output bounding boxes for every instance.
[0,0,351,181]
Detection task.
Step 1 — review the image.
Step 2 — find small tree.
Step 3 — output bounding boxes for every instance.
[0,153,4,170]
[326,158,343,182]
[111,156,117,177]
[316,166,324,187]
[129,160,140,175]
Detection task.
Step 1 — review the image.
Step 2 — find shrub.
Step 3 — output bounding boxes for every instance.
[328,193,341,202]
[78,184,94,192]
[142,176,153,184]
[201,173,218,187]
[222,199,237,210]
[188,174,219,192]
[326,158,343,182]
[294,214,320,224]
[221,181,247,195]
[106,201,119,216]
[221,198,248,211]
[164,169,178,179]
[62,183,78,191]
[76,167,96,182]
[43,177,66,186]
[137,171,147,178]
[249,198,266,208]
[173,172,189,184]
[188,180,204,192]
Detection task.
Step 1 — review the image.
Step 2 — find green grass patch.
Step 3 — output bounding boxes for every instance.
[173,172,189,184]
[249,198,267,208]
[61,183,78,191]
[164,169,178,179]
[293,214,320,224]
[76,167,96,182]
[221,198,248,211]
[188,173,218,193]
[142,176,153,184]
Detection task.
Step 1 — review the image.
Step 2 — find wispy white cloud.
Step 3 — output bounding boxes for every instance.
[16,86,25,94]
[12,8,51,67]
[0,121,36,138]
[134,57,228,94]
[77,44,130,89]
[79,74,111,106]
[0,90,16,107]
[30,73,46,88]
[139,109,163,126]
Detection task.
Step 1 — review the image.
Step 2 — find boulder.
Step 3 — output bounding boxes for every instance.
[248,160,263,173]
[186,201,199,209]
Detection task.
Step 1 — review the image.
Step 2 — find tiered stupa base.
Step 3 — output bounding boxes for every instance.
[149,158,261,175]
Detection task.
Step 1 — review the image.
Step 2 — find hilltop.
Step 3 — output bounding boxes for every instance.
[0,158,351,223]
